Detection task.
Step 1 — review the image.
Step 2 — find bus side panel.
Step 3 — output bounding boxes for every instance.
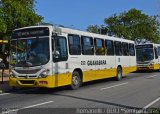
[67,55,96,82]
[122,66,137,75]
[94,56,117,80]
[120,56,130,75]
[52,61,72,87]
[129,54,137,72]
[153,63,160,70]
[125,54,137,74]
[83,70,96,82]
[82,68,117,82]
[53,73,72,87]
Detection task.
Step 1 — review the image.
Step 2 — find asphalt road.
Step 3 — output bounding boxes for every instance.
[0,71,160,114]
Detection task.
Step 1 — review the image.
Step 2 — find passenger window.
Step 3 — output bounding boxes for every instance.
[81,36,94,55]
[68,34,81,55]
[114,41,122,56]
[154,47,158,59]
[95,38,105,55]
[122,42,129,56]
[129,43,135,56]
[158,47,160,56]
[105,40,114,55]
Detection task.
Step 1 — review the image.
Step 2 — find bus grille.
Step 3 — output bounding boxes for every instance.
[18,75,37,78]
[19,80,35,84]
[137,61,150,64]
[15,69,41,74]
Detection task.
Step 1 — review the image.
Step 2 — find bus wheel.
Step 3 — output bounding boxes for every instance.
[70,71,82,90]
[115,67,122,81]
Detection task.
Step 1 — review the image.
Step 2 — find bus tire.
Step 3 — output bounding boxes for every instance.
[70,71,82,90]
[115,67,122,81]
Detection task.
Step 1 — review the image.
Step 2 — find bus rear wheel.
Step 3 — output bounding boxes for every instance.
[70,71,82,90]
[115,67,122,81]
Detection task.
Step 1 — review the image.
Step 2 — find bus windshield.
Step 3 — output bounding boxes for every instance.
[136,48,154,62]
[10,37,49,67]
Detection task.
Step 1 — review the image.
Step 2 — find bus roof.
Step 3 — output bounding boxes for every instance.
[136,43,160,46]
[59,27,134,43]
[13,25,134,43]
[13,25,51,31]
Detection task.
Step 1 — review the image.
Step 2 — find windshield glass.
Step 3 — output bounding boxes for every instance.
[10,37,49,67]
[136,48,154,62]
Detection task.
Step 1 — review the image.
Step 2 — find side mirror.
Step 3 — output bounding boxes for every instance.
[53,50,60,59]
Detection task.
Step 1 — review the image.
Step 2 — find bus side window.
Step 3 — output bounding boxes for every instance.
[68,34,81,55]
[158,46,160,56]
[105,40,114,55]
[129,43,135,56]
[114,41,122,56]
[122,42,129,56]
[81,36,94,55]
[52,38,54,52]
[154,47,158,59]
[95,38,105,55]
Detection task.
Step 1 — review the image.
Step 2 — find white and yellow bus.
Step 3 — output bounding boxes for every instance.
[9,25,136,89]
[136,43,160,71]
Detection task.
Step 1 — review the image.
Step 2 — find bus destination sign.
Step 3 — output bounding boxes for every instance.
[136,44,153,49]
[12,27,49,39]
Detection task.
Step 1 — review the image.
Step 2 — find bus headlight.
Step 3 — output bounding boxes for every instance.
[39,69,50,78]
[151,63,154,65]
[150,62,154,66]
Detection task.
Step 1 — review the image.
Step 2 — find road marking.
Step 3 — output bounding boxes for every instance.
[143,97,160,109]
[22,101,54,109]
[146,75,158,79]
[0,93,10,96]
[100,82,128,90]
[3,101,54,113]
[0,88,38,96]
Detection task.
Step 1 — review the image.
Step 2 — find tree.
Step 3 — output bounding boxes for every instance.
[87,8,160,43]
[104,8,160,43]
[86,25,99,34]
[0,0,43,39]
[0,0,43,68]
[86,25,108,35]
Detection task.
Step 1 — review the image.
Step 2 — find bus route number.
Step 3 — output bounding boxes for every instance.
[81,61,86,65]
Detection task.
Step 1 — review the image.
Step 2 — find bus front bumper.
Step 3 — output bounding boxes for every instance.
[9,76,54,88]
[137,64,160,71]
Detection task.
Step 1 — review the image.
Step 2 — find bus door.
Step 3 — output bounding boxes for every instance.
[52,36,70,87]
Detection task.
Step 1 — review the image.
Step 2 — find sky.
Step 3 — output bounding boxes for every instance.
[35,0,160,31]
